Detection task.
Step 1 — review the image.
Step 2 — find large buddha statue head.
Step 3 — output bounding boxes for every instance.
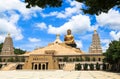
[64,29,76,48]
[67,29,72,35]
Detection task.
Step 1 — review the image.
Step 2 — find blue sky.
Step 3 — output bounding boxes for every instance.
[0,0,120,53]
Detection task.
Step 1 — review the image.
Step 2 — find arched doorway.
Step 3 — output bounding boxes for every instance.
[42,64,45,70]
[46,63,48,70]
[35,64,37,70]
[39,64,41,70]
[98,58,101,61]
[16,64,23,70]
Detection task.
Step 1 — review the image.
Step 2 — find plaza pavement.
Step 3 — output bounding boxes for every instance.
[0,70,120,79]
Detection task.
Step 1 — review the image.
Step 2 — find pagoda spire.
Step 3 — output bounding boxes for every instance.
[8,33,10,37]
[54,34,62,44]
[1,33,14,55]
[89,30,102,53]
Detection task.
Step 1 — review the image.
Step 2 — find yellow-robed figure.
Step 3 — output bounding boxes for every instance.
[64,29,76,48]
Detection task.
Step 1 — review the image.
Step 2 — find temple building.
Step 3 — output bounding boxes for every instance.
[0,29,104,70]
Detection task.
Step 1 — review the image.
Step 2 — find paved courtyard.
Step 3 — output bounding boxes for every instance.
[0,70,120,79]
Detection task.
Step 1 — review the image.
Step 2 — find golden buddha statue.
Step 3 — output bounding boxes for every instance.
[64,29,76,47]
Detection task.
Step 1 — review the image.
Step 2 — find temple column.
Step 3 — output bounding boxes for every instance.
[33,64,35,70]
[81,64,84,70]
[94,64,96,70]
[41,63,43,70]
[44,64,46,70]
[34,63,37,70]
[88,65,90,70]
[100,64,103,70]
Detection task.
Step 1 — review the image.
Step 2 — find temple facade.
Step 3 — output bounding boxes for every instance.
[0,29,104,70]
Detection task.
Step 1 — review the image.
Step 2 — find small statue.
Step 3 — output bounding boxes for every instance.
[64,29,76,47]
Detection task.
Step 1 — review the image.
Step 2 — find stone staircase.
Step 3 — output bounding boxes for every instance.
[63,63,75,71]
[1,63,18,70]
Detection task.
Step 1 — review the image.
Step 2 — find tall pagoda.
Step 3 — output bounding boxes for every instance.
[89,30,102,53]
[1,33,14,55]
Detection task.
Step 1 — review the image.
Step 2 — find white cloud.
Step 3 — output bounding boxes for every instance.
[18,40,49,51]
[79,34,92,41]
[28,37,41,42]
[0,14,23,42]
[76,40,83,48]
[0,0,43,42]
[18,42,42,51]
[35,22,47,30]
[101,39,111,52]
[0,34,6,43]
[101,39,110,44]
[41,0,82,18]
[48,14,91,34]
[0,0,42,19]
[110,31,120,40]
[96,9,120,30]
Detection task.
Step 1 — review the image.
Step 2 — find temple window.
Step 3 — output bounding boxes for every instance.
[98,58,101,61]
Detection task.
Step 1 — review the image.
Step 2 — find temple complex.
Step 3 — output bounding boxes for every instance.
[0,29,104,70]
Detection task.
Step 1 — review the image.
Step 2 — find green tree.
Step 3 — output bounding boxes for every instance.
[96,63,100,70]
[76,0,120,15]
[25,0,62,8]
[25,0,120,15]
[75,63,82,70]
[14,48,26,55]
[84,63,88,70]
[102,63,107,71]
[104,40,120,72]
[89,63,94,70]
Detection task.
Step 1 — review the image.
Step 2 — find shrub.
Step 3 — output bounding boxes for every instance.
[89,63,94,70]
[76,63,82,70]
[96,63,100,70]
[84,63,88,70]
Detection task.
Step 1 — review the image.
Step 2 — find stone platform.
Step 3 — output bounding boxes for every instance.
[0,70,119,79]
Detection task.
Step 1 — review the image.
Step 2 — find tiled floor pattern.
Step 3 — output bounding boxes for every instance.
[0,70,119,79]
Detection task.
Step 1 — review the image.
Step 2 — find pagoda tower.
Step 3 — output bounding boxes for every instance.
[89,30,102,53]
[1,33,14,55]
